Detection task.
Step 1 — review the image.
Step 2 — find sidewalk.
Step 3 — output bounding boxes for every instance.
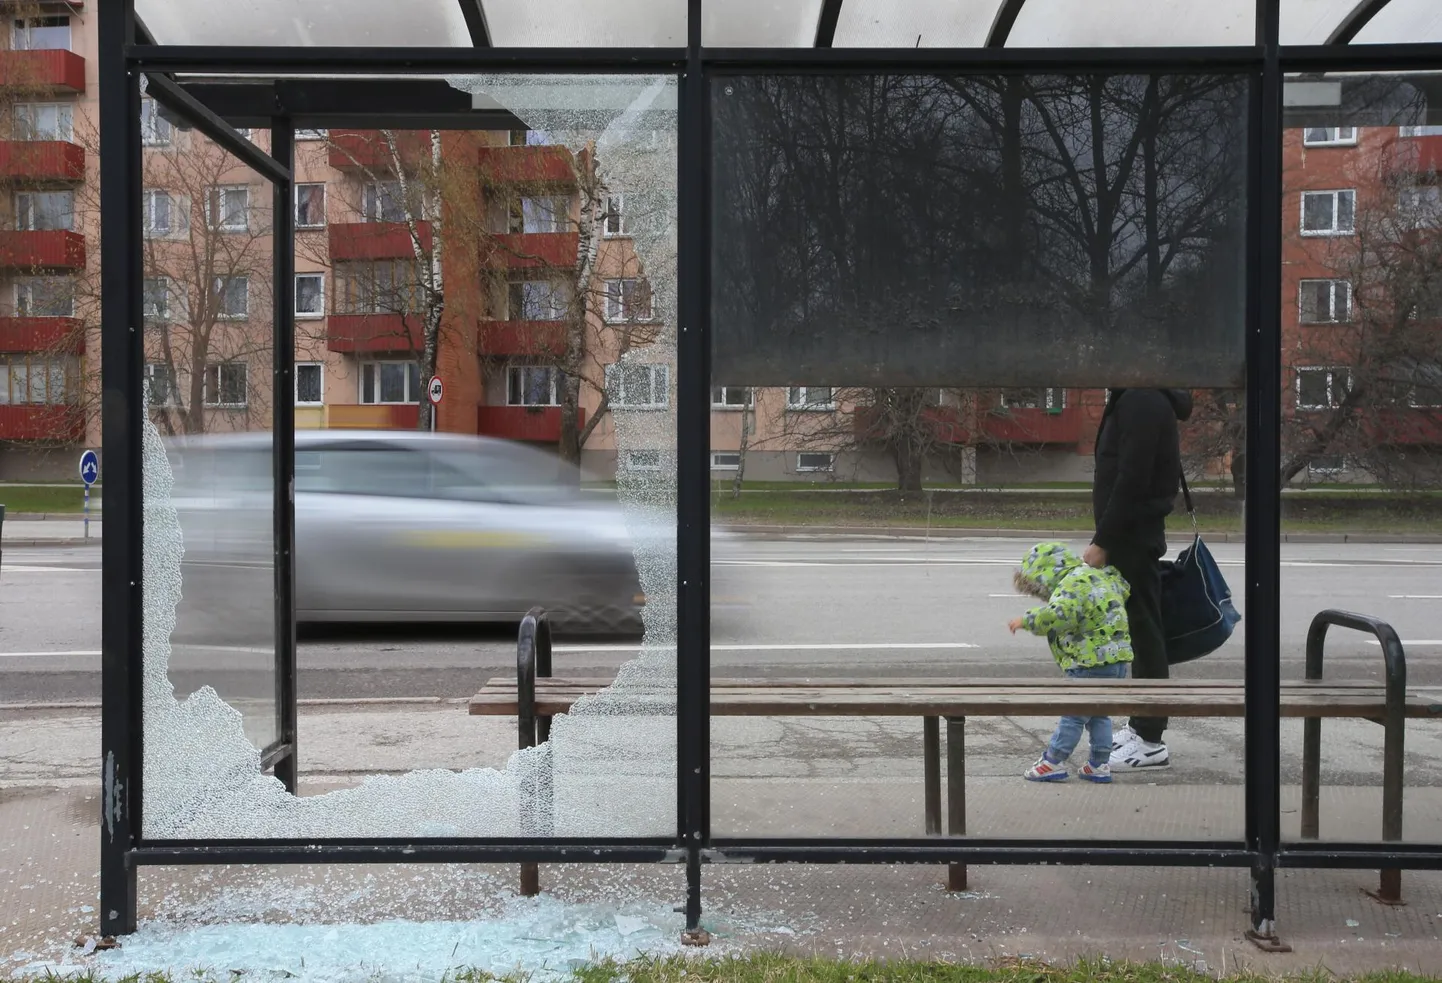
[4,702,1442,976]
[1,519,101,546]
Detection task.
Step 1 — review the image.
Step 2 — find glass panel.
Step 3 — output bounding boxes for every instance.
[712,73,1249,840]
[481,0,685,46]
[134,0,472,46]
[702,0,825,46]
[1281,0,1368,45]
[1007,0,1256,46]
[1352,0,1442,44]
[143,120,278,791]
[833,0,1004,47]
[1282,74,1442,847]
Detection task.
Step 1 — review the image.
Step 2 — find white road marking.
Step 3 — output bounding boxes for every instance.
[0,565,92,573]
[0,650,100,658]
[554,641,979,653]
[1389,595,1442,600]
[1367,640,1442,647]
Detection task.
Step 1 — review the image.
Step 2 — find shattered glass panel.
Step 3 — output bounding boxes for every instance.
[134,0,472,46]
[1007,0,1255,46]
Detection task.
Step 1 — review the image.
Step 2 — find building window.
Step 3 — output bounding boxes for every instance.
[139,98,173,147]
[787,386,836,410]
[623,450,662,472]
[1301,189,1356,236]
[797,452,835,473]
[506,365,560,406]
[295,184,326,228]
[142,189,185,238]
[1296,367,1352,409]
[15,190,73,232]
[203,362,248,408]
[1000,387,1066,410]
[605,363,668,409]
[1298,279,1351,324]
[145,363,178,406]
[711,386,752,408]
[295,128,328,141]
[362,181,406,223]
[0,357,73,405]
[509,279,571,321]
[13,103,72,142]
[711,451,742,471]
[1398,185,1442,227]
[335,261,421,314]
[1400,125,1442,137]
[142,278,171,320]
[12,16,70,50]
[15,277,73,318]
[360,361,421,404]
[604,279,653,323]
[295,363,324,406]
[213,276,249,319]
[604,195,632,237]
[1302,126,1357,147]
[295,274,325,318]
[521,196,568,234]
[207,186,250,232]
[1308,455,1346,476]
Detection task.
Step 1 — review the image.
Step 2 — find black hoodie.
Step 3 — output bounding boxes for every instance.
[1091,388,1194,554]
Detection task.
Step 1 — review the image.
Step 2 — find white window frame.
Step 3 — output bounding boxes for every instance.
[1300,189,1356,237]
[11,15,70,51]
[363,181,406,223]
[295,128,328,141]
[142,189,184,239]
[1298,278,1351,324]
[295,362,325,406]
[796,451,836,473]
[711,386,753,409]
[623,450,663,473]
[15,277,74,318]
[145,362,179,407]
[1400,125,1442,138]
[605,363,669,409]
[1295,367,1352,410]
[203,362,248,409]
[505,365,561,407]
[603,195,632,237]
[213,276,249,320]
[999,387,1066,411]
[360,360,422,405]
[14,102,73,142]
[710,451,742,471]
[1302,126,1357,147]
[295,273,326,319]
[295,183,327,229]
[15,189,73,231]
[139,98,173,147]
[787,386,836,411]
[603,278,653,323]
[142,277,171,321]
[208,185,250,233]
[510,279,571,321]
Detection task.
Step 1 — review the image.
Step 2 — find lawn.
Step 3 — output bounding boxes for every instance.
[0,484,101,515]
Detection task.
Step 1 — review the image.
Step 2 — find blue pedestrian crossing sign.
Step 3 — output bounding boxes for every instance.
[79,449,99,486]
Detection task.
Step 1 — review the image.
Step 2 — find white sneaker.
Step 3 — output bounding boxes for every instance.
[1109,732,1170,771]
[1111,724,1136,752]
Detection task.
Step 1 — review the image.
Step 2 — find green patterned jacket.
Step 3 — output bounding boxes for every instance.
[1016,542,1134,671]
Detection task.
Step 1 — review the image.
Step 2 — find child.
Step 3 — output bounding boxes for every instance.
[1007,541,1133,784]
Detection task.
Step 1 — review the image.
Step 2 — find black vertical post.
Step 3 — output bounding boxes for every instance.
[271,120,298,793]
[98,0,142,939]
[676,0,711,943]
[1245,0,1285,946]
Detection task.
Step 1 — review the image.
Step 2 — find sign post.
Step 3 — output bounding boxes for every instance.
[427,376,444,433]
[79,449,99,541]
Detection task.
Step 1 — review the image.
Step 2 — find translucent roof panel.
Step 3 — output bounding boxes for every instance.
[1007,0,1256,46]
[1281,0,1369,45]
[1353,0,1442,44]
[704,0,825,45]
[832,0,1006,47]
[482,0,684,45]
[135,0,474,46]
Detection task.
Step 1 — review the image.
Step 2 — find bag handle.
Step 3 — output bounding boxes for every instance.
[1179,469,1199,534]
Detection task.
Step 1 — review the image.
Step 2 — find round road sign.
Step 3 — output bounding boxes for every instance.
[427,376,444,405]
[79,449,100,486]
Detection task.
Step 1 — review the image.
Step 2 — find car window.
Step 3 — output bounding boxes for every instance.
[295,445,431,498]
[431,446,578,504]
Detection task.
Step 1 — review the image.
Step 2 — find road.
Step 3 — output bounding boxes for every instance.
[2,536,1440,707]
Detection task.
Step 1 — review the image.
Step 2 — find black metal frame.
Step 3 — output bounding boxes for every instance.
[96,0,1442,946]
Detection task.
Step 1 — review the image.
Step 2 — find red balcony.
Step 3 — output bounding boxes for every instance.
[981,406,1085,445]
[476,145,577,186]
[0,404,84,441]
[0,141,85,183]
[1400,135,1442,174]
[476,405,583,443]
[327,129,431,170]
[0,230,85,270]
[0,49,86,93]
[478,319,567,357]
[480,232,579,271]
[329,221,432,262]
[0,317,83,354]
[327,314,424,355]
[853,404,970,444]
[1365,408,1442,446]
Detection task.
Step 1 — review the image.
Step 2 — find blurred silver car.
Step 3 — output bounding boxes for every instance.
[166,430,646,635]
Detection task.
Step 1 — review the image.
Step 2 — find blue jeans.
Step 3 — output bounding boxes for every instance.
[1045,662,1129,766]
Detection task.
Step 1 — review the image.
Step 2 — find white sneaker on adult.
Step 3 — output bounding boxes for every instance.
[1109,731,1170,771]
[1111,724,1136,752]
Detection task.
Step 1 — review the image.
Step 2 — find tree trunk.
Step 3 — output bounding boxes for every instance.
[731,396,751,500]
[1230,448,1246,499]
[557,373,582,473]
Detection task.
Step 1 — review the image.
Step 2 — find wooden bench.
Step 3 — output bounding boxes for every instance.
[470,609,1442,900]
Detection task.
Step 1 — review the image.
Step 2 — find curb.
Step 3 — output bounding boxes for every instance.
[1,512,102,521]
[718,524,1442,545]
[2,538,100,547]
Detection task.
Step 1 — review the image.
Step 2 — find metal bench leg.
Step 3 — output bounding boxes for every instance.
[946,715,966,891]
[1301,716,1320,840]
[1368,705,1405,905]
[923,717,941,836]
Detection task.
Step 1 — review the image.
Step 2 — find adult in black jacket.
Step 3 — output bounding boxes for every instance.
[1083,388,1193,771]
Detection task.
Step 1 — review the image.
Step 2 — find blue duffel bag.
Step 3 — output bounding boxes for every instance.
[1162,474,1241,665]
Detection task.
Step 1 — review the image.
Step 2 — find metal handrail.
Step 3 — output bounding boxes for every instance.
[515,607,553,897]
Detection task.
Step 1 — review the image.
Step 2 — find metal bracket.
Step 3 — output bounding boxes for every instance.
[1245,927,1293,954]
[681,928,712,947]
